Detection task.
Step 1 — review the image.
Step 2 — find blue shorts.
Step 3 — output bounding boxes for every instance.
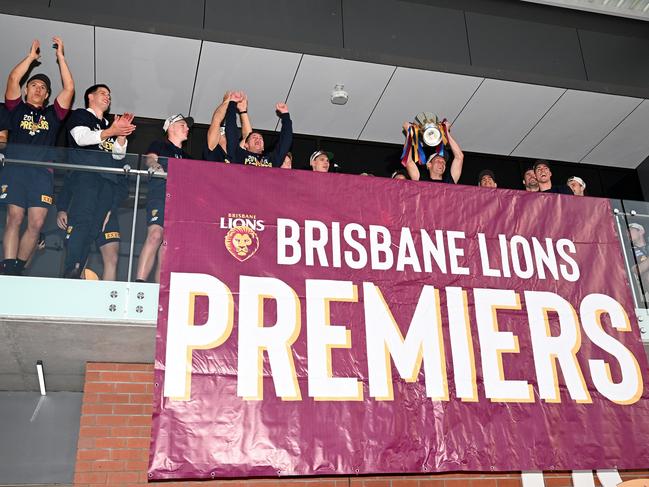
[146,199,165,227]
[0,165,53,208]
[95,209,121,247]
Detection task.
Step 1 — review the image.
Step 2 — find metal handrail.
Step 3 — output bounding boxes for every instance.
[0,156,168,178]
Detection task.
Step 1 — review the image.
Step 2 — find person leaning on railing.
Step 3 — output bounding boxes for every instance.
[135,114,193,284]
[0,37,74,276]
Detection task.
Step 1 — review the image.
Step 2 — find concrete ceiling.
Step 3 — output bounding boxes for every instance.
[0,13,648,169]
[0,317,155,392]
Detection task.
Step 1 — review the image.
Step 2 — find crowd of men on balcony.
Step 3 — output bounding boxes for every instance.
[0,38,607,281]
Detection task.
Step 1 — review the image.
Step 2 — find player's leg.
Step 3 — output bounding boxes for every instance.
[64,173,101,277]
[136,223,163,282]
[96,209,121,281]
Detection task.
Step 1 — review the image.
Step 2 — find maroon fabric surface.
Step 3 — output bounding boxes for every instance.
[149,160,649,480]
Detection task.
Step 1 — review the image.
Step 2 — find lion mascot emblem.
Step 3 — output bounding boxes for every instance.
[224,225,260,262]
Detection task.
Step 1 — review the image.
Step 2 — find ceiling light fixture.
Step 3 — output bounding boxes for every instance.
[36,360,46,396]
[331,84,349,105]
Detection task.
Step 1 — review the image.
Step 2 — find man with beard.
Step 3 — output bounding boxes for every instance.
[522,168,539,192]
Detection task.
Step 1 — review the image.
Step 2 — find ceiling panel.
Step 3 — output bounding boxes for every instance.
[95,28,201,120]
[286,55,395,139]
[581,100,649,168]
[190,42,301,130]
[511,90,642,163]
[0,14,94,109]
[453,79,565,155]
[360,67,483,145]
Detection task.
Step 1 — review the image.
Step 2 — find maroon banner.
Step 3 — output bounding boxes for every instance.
[149,160,649,480]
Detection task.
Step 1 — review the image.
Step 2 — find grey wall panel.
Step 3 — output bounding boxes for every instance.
[50,0,204,30]
[343,0,470,66]
[466,12,586,80]
[204,0,342,49]
[0,391,81,484]
[579,30,649,88]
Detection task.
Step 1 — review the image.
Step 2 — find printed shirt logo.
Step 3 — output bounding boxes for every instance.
[243,154,272,167]
[20,112,49,136]
[221,213,264,262]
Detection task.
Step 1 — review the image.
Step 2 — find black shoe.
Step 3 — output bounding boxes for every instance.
[0,259,20,276]
[135,278,146,283]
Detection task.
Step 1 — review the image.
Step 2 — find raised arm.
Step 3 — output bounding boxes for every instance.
[53,36,74,109]
[402,122,420,181]
[224,94,242,162]
[6,40,40,101]
[270,102,292,167]
[445,121,464,184]
[237,93,252,143]
[206,92,231,151]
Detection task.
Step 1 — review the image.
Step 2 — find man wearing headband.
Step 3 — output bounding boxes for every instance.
[533,160,572,194]
[567,176,586,196]
[136,114,193,283]
[0,38,74,276]
[402,120,464,184]
[310,151,331,173]
[224,92,292,167]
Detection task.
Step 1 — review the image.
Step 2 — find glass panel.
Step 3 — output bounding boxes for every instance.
[0,144,165,281]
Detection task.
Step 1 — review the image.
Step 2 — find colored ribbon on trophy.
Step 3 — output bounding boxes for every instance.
[400,124,427,167]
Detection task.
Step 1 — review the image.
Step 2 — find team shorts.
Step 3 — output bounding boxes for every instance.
[0,165,53,208]
[95,209,121,247]
[146,199,165,227]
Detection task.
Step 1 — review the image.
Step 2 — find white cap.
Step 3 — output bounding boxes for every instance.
[163,114,194,132]
[310,150,330,163]
[567,176,586,189]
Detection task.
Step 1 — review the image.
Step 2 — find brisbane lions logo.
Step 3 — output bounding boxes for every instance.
[224,225,260,262]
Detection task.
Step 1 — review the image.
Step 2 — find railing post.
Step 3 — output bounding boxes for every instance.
[127,172,141,283]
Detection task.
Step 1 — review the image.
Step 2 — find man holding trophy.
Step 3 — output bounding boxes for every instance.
[401,113,464,184]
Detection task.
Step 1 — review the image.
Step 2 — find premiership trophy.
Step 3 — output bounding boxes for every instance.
[414,112,445,147]
[401,112,449,166]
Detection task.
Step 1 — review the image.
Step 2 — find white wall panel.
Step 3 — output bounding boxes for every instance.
[360,67,483,144]
[0,14,94,109]
[453,79,565,155]
[190,42,301,130]
[95,28,201,119]
[286,55,395,139]
[512,89,642,163]
[582,99,649,168]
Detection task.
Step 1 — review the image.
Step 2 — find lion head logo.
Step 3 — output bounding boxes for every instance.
[225,225,259,262]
